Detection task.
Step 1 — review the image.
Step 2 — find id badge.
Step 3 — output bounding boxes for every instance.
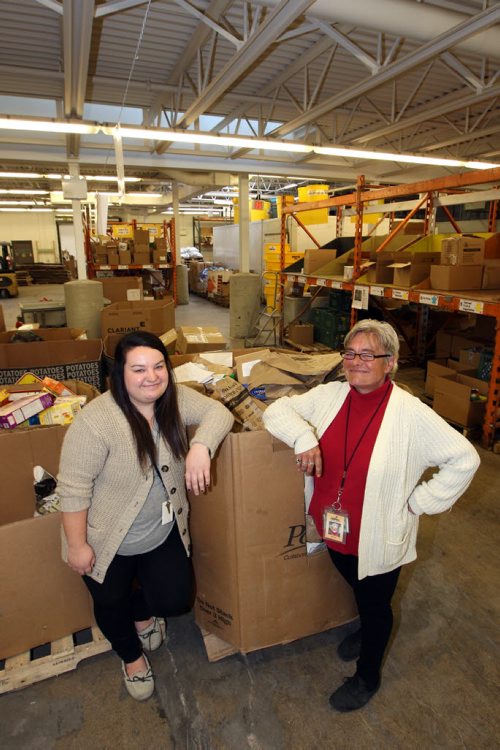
[162,500,174,525]
[323,507,350,544]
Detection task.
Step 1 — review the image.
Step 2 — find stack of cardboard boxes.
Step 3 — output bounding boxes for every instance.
[91,230,168,266]
[430,234,500,291]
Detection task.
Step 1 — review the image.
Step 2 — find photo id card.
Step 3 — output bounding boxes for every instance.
[162,500,174,525]
[323,508,349,544]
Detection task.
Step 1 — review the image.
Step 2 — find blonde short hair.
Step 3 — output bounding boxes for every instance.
[344,319,399,377]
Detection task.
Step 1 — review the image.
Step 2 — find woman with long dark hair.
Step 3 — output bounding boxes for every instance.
[58,331,233,701]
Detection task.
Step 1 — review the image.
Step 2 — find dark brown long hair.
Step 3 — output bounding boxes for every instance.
[110,331,187,468]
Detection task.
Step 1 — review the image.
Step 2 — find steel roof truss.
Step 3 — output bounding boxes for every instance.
[441,51,484,92]
[173,0,242,47]
[34,0,63,13]
[311,18,380,75]
[271,4,500,138]
[95,0,148,18]
[395,61,434,123]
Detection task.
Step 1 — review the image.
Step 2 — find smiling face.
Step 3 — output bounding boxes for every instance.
[123,346,169,417]
[343,332,394,394]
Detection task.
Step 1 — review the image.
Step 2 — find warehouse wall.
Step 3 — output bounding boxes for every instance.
[0,212,59,261]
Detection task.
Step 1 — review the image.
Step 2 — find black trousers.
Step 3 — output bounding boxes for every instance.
[328,548,401,687]
[84,523,194,663]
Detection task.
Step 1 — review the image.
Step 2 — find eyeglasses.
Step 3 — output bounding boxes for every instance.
[341,350,390,361]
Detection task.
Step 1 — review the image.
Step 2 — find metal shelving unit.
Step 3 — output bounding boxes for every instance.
[280,167,500,449]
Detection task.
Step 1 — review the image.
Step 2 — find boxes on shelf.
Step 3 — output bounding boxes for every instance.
[100,276,144,304]
[430,264,483,291]
[190,429,357,654]
[176,326,227,354]
[133,228,150,251]
[0,426,94,660]
[482,259,500,289]
[118,249,132,265]
[101,299,175,338]
[132,251,150,265]
[433,371,488,427]
[288,323,314,347]
[0,329,102,389]
[303,248,337,275]
[425,359,472,396]
[388,252,440,287]
[440,235,485,266]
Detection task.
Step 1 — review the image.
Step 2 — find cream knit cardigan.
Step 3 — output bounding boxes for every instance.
[262,381,480,579]
[58,386,234,582]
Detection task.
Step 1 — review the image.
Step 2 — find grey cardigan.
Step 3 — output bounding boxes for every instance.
[58,386,234,581]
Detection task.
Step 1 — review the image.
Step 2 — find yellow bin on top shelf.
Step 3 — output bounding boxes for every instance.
[297,184,329,225]
[233,199,271,223]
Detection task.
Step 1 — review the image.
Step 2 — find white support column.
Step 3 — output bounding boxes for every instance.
[172,181,181,260]
[68,161,87,279]
[238,174,250,273]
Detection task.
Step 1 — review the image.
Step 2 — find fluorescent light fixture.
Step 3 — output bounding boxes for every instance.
[0,207,53,212]
[83,175,141,182]
[313,146,499,170]
[0,172,42,178]
[112,125,312,154]
[0,189,48,195]
[0,199,37,205]
[0,117,99,135]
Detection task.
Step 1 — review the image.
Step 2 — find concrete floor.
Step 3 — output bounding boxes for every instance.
[0,286,499,749]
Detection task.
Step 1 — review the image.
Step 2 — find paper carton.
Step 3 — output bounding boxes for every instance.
[433,371,488,427]
[100,276,143,303]
[482,259,500,289]
[190,430,357,654]
[101,299,175,338]
[303,249,337,275]
[430,265,483,291]
[176,326,227,354]
[0,329,102,389]
[288,323,314,347]
[440,236,485,266]
[424,359,472,396]
[0,426,93,659]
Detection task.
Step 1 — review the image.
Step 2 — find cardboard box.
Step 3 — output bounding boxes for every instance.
[176,326,227,354]
[433,371,488,427]
[190,430,357,653]
[441,236,485,266]
[107,251,119,265]
[133,228,150,251]
[152,249,166,264]
[0,426,93,659]
[430,264,483,291]
[482,259,500,289]
[133,251,151,265]
[0,329,102,389]
[101,299,175,338]
[118,249,132,265]
[288,323,314,347]
[425,359,472,396]
[389,260,434,287]
[95,252,108,265]
[100,277,144,304]
[303,249,337,275]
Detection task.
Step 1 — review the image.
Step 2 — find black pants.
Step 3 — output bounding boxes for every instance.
[84,523,194,663]
[328,548,401,688]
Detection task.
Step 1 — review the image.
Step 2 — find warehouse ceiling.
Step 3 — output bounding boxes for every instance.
[0,0,499,215]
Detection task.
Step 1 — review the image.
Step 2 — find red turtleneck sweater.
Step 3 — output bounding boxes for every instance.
[309,379,392,555]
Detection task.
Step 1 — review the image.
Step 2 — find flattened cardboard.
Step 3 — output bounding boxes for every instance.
[303,249,337,275]
[191,431,357,653]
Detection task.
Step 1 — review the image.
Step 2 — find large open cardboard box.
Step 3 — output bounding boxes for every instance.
[433,371,488,427]
[0,426,93,661]
[190,429,357,654]
[0,329,103,389]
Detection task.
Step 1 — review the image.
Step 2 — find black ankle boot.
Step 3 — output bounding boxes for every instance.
[337,629,362,661]
[329,673,380,712]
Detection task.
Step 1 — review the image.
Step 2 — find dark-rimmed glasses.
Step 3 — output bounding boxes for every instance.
[341,350,390,361]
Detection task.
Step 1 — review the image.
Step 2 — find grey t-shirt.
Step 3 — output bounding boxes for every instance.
[117,466,174,556]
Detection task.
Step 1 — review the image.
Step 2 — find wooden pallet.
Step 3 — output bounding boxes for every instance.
[0,626,111,695]
[212,293,230,307]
